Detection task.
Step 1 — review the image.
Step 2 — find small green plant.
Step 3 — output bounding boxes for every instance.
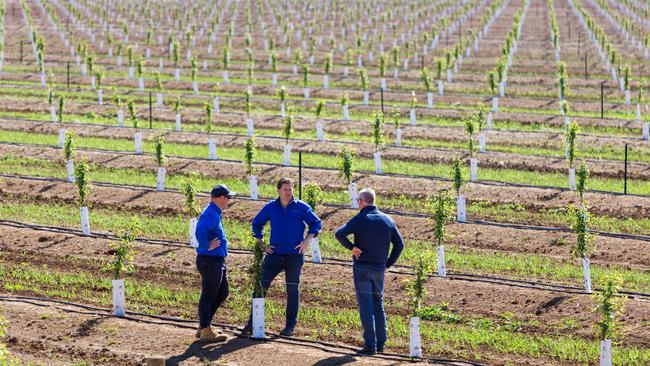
[623,65,630,91]
[324,52,332,75]
[338,146,355,185]
[154,134,165,167]
[58,96,64,124]
[155,72,163,92]
[127,99,137,129]
[245,89,252,118]
[271,52,278,74]
[112,91,123,110]
[560,100,569,116]
[421,67,432,92]
[453,158,465,196]
[277,85,287,104]
[245,136,255,176]
[315,100,325,120]
[74,159,91,207]
[465,116,477,159]
[372,111,383,151]
[359,68,368,91]
[302,63,309,87]
[410,91,416,110]
[283,105,294,143]
[108,218,141,279]
[406,252,433,315]
[222,46,230,71]
[576,161,589,205]
[249,235,265,297]
[136,56,144,77]
[571,205,592,259]
[432,189,453,247]
[94,69,103,90]
[435,58,443,80]
[181,174,199,217]
[391,106,401,130]
[566,122,577,168]
[594,275,625,340]
[417,303,462,324]
[341,92,349,107]
[172,97,181,114]
[64,130,75,161]
[303,183,324,211]
[205,103,213,134]
[379,53,387,78]
[488,71,497,96]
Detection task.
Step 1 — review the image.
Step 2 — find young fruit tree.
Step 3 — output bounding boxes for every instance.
[422,67,433,108]
[74,159,92,235]
[409,91,417,125]
[341,92,350,121]
[576,161,589,207]
[154,134,166,191]
[205,103,216,160]
[594,275,625,366]
[107,218,141,317]
[127,99,142,154]
[282,105,294,166]
[182,174,200,248]
[571,204,593,293]
[245,89,254,136]
[315,100,325,141]
[249,235,266,339]
[277,85,287,117]
[565,122,578,190]
[359,67,369,105]
[432,189,453,277]
[392,106,402,146]
[338,146,357,208]
[372,111,384,174]
[406,252,433,358]
[245,136,258,199]
[63,130,75,183]
[453,158,467,222]
[303,183,324,263]
[465,114,479,181]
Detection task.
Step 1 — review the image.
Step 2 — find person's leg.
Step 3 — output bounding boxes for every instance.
[246,254,283,328]
[353,264,376,350]
[371,269,387,351]
[283,255,304,331]
[209,260,229,321]
[196,255,221,329]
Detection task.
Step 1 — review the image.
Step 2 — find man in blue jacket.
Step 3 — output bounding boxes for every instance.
[243,177,322,337]
[335,188,404,355]
[194,184,235,343]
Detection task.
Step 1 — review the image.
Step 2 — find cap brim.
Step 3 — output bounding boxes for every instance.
[226,192,236,198]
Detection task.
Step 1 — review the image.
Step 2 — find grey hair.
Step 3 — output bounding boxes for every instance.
[358,188,376,205]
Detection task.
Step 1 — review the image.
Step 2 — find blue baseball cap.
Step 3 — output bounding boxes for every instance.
[211,184,236,198]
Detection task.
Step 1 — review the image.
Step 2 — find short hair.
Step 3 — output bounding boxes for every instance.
[358,188,376,205]
[277,177,293,190]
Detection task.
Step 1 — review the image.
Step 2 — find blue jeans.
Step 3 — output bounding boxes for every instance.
[248,254,304,330]
[196,255,229,329]
[353,262,386,350]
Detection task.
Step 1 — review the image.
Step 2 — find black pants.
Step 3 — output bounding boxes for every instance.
[196,255,229,329]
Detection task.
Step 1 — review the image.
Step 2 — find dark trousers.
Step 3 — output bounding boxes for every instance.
[353,262,387,350]
[248,254,304,330]
[197,255,229,329]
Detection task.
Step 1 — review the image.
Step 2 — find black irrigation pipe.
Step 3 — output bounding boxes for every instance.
[0,295,487,366]
[2,218,649,302]
[2,133,649,200]
[3,172,650,243]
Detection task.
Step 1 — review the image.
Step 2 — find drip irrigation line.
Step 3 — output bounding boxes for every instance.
[4,114,650,172]
[0,295,487,366]
[2,139,648,201]
[3,172,650,243]
[1,219,648,301]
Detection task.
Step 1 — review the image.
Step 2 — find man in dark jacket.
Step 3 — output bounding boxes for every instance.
[244,177,322,337]
[194,184,234,343]
[335,188,404,355]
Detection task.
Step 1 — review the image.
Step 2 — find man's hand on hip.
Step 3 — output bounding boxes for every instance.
[352,246,362,259]
[208,238,221,251]
[295,238,311,255]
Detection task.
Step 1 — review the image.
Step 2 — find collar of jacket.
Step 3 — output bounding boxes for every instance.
[209,201,223,214]
[275,196,296,207]
[360,205,377,213]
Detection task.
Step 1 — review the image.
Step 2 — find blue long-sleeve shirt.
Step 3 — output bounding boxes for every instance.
[252,197,322,255]
[335,206,404,268]
[195,202,228,257]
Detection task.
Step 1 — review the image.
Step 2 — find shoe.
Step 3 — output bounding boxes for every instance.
[377,346,384,353]
[241,323,252,335]
[355,347,376,356]
[279,328,294,337]
[196,326,223,338]
[199,327,227,343]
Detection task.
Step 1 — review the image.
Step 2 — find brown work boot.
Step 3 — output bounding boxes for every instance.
[199,327,227,343]
[196,326,224,338]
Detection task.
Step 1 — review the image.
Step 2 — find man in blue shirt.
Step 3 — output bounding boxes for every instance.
[243,177,322,337]
[335,188,404,355]
[194,184,235,343]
